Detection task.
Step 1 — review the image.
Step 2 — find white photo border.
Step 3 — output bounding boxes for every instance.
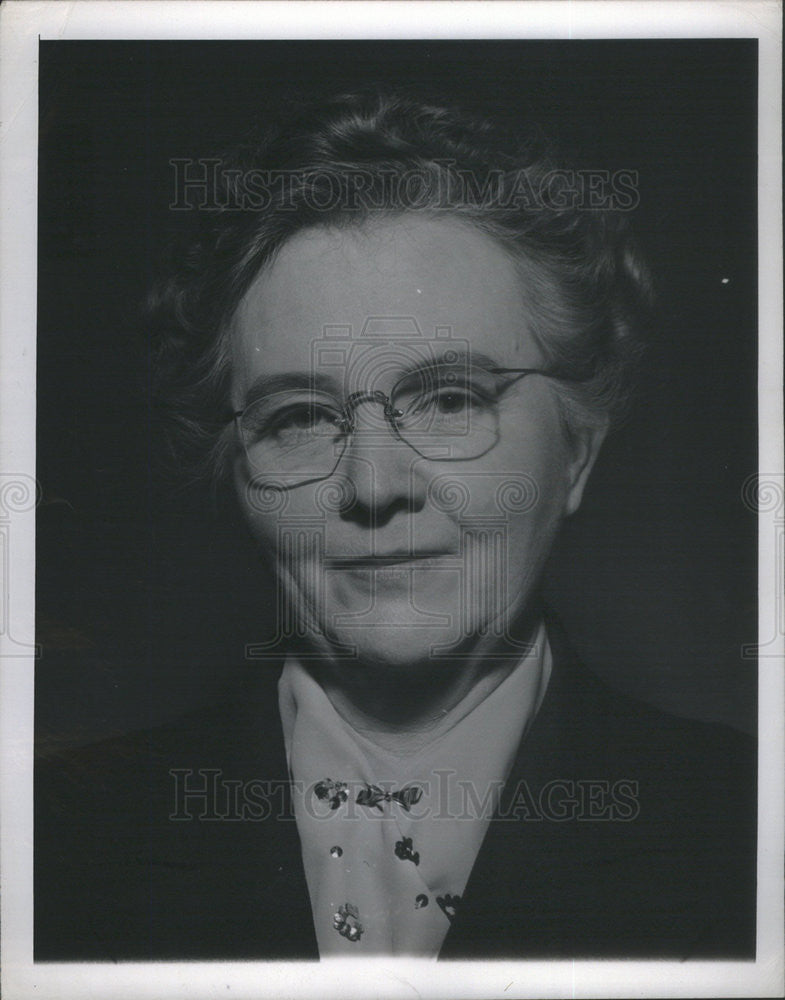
[1,2,782,998]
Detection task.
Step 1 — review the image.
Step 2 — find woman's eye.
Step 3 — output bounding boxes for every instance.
[269,406,338,436]
[434,389,470,413]
[403,384,489,420]
[431,384,490,412]
[277,407,315,428]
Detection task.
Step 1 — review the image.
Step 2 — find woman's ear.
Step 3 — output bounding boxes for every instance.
[563,418,609,517]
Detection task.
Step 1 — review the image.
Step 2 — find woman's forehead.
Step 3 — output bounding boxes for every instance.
[229,215,540,384]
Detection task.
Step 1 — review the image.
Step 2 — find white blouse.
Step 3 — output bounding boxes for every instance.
[278,621,552,957]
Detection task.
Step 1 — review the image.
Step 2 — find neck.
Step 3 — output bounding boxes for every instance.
[299,605,543,753]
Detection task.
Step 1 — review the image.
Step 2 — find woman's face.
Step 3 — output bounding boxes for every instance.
[230,215,602,671]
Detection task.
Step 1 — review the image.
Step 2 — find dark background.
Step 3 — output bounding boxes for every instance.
[36,40,758,752]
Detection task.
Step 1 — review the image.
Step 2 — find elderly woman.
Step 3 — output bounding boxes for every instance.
[36,93,755,961]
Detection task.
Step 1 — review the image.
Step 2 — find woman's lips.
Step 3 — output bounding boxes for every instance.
[326,555,456,591]
[326,553,453,569]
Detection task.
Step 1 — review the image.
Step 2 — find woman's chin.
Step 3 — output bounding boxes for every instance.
[322,626,460,671]
[312,609,514,672]
[284,573,528,668]
[319,586,466,664]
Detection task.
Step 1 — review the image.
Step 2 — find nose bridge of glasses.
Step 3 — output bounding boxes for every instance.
[335,391,426,506]
[343,389,399,429]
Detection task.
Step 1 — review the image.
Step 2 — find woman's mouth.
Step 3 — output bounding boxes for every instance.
[325,552,453,570]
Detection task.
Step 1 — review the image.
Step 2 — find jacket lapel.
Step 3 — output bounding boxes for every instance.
[437,616,595,957]
[137,665,320,959]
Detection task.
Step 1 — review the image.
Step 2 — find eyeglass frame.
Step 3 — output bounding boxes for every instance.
[231,366,577,486]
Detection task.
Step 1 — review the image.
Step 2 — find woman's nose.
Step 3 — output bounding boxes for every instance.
[336,403,426,524]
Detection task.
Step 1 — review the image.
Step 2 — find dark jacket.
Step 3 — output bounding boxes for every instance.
[35,622,756,961]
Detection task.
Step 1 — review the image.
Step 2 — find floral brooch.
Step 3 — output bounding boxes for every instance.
[394,836,420,865]
[314,779,349,810]
[333,902,363,942]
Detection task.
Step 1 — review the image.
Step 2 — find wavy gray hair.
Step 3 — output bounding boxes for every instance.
[149,91,653,486]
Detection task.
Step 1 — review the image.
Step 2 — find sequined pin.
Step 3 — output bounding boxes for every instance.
[314,779,349,810]
[436,894,461,922]
[333,903,363,942]
[394,836,420,865]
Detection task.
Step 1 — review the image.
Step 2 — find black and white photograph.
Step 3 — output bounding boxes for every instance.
[0,2,782,998]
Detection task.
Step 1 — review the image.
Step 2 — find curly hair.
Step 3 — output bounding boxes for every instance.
[149,91,653,486]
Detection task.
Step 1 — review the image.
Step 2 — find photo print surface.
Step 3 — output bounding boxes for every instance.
[34,38,758,963]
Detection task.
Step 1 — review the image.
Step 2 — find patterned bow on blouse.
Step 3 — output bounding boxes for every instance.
[356,782,423,812]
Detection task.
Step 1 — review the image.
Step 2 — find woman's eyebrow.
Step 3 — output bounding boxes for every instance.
[243,351,506,403]
[243,371,343,403]
[395,350,503,377]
